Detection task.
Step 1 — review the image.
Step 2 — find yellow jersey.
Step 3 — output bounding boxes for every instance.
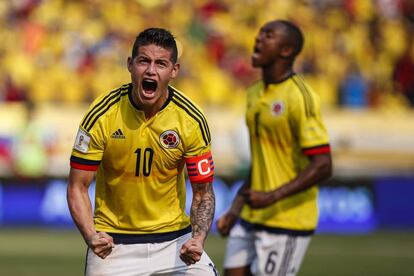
[70,83,212,234]
[240,74,330,232]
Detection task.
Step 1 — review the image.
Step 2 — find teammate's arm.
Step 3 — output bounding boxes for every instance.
[216,169,251,237]
[67,168,114,259]
[244,153,332,208]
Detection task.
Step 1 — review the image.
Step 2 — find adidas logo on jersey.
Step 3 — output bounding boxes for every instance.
[111,129,125,139]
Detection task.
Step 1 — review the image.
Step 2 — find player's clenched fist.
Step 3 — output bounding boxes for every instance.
[216,212,238,237]
[242,189,276,209]
[180,237,203,265]
[88,232,114,259]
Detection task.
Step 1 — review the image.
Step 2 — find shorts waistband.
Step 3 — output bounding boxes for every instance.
[240,219,314,236]
[107,225,192,244]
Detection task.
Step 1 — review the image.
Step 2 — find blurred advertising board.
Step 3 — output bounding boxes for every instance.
[0,177,413,233]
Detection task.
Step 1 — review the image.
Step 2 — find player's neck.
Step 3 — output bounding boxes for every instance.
[262,67,294,87]
[131,89,169,119]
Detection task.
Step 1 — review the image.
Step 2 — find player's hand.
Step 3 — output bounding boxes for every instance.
[216,212,238,237]
[243,189,275,209]
[179,237,203,265]
[87,232,114,259]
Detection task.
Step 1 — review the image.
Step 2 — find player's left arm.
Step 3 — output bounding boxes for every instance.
[244,152,332,208]
[180,151,215,265]
[190,180,215,242]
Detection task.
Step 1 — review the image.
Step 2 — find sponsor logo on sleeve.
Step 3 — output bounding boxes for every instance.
[74,128,91,153]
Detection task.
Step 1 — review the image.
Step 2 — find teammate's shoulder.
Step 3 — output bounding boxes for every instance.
[290,74,312,90]
[246,80,264,94]
[290,74,319,97]
[289,74,320,116]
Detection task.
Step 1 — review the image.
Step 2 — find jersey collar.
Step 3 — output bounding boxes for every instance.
[128,84,174,112]
[266,72,295,86]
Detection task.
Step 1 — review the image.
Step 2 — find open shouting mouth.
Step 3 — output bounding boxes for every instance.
[141,79,158,98]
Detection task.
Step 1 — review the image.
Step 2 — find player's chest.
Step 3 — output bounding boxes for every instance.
[104,114,185,165]
[246,96,290,132]
[107,125,181,148]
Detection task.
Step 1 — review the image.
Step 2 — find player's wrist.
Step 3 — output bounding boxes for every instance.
[84,230,98,245]
[191,234,207,246]
[228,196,244,217]
[228,209,239,218]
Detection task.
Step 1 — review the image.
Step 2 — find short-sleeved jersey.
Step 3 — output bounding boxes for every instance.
[240,74,330,232]
[70,83,213,234]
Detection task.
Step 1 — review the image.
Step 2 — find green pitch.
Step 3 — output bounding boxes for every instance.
[0,228,413,275]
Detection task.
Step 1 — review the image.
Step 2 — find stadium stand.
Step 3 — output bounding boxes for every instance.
[1,0,414,178]
[0,0,413,107]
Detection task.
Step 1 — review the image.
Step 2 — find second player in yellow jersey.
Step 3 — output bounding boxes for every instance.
[241,74,330,231]
[217,20,332,276]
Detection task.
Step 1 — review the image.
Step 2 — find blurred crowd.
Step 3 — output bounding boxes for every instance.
[0,0,414,110]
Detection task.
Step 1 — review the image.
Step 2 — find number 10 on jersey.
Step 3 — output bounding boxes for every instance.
[135,148,154,176]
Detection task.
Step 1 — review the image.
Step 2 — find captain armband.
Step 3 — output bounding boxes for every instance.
[185,151,215,183]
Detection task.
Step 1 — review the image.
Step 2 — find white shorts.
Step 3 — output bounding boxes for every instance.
[85,232,218,276]
[223,223,311,276]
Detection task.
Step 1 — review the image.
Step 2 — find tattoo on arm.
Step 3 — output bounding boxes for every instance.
[190,182,215,239]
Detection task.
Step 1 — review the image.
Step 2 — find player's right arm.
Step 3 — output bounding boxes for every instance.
[67,89,116,258]
[216,169,251,237]
[67,167,114,259]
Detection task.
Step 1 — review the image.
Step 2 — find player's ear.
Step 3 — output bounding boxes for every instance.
[171,63,180,79]
[127,56,133,73]
[280,46,294,59]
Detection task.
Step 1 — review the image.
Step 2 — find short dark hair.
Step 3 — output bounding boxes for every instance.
[131,28,178,63]
[278,20,304,58]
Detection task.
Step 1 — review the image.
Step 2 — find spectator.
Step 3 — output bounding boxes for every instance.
[338,62,370,107]
[10,101,54,179]
[392,29,414,106]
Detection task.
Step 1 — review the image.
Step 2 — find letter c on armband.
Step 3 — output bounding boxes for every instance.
[198,159,211,175]
[185,151,214,183]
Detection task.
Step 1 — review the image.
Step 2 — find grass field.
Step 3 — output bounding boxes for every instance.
[0,228,413,276]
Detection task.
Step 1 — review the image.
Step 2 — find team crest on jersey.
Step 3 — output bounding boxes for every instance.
[159,130,180,149]
[271,101,284,116]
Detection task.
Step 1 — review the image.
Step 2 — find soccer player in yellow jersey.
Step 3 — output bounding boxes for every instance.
[67,28,218,275]
[217,20,332,276]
